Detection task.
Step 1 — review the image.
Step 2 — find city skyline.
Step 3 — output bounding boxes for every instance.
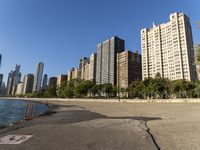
[0,0,199,83]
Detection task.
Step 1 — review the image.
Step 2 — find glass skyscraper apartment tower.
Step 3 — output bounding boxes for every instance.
[96,36,125,85]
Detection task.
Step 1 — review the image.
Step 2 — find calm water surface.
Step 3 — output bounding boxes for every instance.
[0,99,48,128]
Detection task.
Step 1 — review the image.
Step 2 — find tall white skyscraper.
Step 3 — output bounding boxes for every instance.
[141,12,196,81]
[33,62,44,92]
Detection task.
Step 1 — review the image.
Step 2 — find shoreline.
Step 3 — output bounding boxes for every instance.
[0,98,51,131]
[1,97,200,132]
[2,97,200,103]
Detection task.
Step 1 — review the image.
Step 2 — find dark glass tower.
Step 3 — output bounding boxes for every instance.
[96,36,125,85]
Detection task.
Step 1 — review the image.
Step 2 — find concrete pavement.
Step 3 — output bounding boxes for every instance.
[1,101,200,149]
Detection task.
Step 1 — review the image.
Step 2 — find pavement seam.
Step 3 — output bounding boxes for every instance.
[144,121,161,150]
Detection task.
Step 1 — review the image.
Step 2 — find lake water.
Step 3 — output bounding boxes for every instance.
[0,99,48,128]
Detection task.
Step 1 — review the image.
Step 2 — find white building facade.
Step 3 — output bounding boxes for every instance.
[141,12,196,81]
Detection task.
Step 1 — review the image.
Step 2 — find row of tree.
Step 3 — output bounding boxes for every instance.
[16,75,200,99]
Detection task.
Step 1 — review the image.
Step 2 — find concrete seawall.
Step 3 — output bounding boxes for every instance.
[3,97,200,103]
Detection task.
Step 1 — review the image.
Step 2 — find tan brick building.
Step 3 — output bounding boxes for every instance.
[117,51,142,88]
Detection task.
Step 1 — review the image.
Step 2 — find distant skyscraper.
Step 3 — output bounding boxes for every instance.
[23,74,34,94]
[89,53,97,81]
[57,75,67,88]
[42,74,48,90]
[5,65,21,95]
[48,77,57,89]
[67,68,80,81]
[0,74,3,87]
[0,82,6,96]
[79,57,89,80]
[6,71,14,95]
[117,51,142,88]
[16,82,24,95]
[96,36,125,85]
[83,62,90,81]
[67,68,73,81]
[11,64,21,95]
[141,12,196,81]
[33,62,44,92]
[7,71,13,88]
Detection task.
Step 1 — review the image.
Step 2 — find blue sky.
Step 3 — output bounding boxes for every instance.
[0,0,200,82]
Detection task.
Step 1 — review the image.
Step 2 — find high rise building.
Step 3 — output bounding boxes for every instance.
[6,65,21,95]
[6,71,14,95]
[73,69,80,80]
[96,36,125,85]
[42,74,48,90]
[11,64,21,95]
[0,74,3,87]
[194,44,200,80]
[23,74,34,94]
[33,62,44,92]
[6,71,13,88]
[78,53,97,82]
[48,77,57,89]
[67,68,80,81]
[57,74,67,88]
[0,82,6,96]
[79,57,89,80]
[117,51,142,88]
[89,53,97,81]
[141,12,196,81]
[16,82,24,95]
[83,62,90,81]
[67,68,73,81]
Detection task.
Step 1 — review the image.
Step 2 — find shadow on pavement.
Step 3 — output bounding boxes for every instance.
[0,104,162,135]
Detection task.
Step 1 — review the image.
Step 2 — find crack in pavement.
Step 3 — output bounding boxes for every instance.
[144,121,160,150]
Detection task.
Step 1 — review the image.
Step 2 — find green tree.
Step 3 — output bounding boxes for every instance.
[58,81,68,98]
[91,84,102,98]
[151,77,170,99]
[194,81,200,98]
[74,80,95,98]
[171,80,182,98]
[102,83,113,98]
[142,78,154,99]
[45,87,57,98]
[128,80,143,98]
